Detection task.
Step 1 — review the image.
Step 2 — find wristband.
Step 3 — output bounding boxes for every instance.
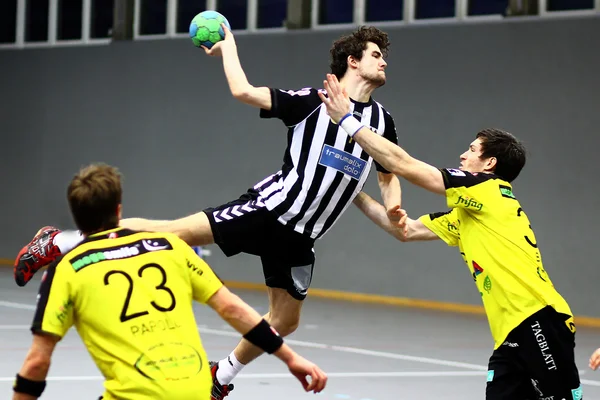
[13,374,46,397]
[339,114,364,137]
[243,319,284,354]
[338,112,353,124]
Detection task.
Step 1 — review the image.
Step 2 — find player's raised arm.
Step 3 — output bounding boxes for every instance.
[202,25,271,110]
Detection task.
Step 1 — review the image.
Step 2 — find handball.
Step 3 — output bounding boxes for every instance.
[189,11,231,49]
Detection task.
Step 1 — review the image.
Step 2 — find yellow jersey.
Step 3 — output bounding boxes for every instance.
[31,227,224,400]
[420,168,572,349]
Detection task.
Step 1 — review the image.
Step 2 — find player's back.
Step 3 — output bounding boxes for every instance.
[36,228,217,400]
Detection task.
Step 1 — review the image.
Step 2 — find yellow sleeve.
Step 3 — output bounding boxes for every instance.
[31,261,74,338]
[178,243,224,304]
[419,209,460,247]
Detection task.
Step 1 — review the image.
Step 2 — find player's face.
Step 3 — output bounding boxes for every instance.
[459,138,490,173]
[357,42,387,87]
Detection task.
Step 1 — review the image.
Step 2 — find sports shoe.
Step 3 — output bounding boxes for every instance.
[14,226,62,287]
[209,361,234,400]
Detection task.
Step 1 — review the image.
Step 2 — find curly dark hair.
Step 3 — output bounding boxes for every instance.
[330,26,390,79]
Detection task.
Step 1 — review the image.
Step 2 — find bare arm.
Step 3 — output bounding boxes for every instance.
[207,286,270,334]
[205,26,271,109]
[319,74,445,195]
[353,192,440,242]
[13,334,59,400]
[377,172,401,211]
[355,130,445,195]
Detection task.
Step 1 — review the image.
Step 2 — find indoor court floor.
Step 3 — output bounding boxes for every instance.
[1,267,599,399]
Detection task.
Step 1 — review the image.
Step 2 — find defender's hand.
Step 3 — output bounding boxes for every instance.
[287,355,327,393]
[387,205,408,238]
[589,348,600,370]
[318,73,351,124]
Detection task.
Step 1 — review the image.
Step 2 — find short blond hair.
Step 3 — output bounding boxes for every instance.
[67,163,122,234]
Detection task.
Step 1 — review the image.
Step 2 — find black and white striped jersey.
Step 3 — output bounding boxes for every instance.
[255,87,398,239]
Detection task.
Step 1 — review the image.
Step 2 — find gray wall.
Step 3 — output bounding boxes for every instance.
[1,16,599,316]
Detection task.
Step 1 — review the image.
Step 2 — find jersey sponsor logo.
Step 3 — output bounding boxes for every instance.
[141,240,170,252]
[565,316,576,334]
[499,185,515,199]
[447,221,458,232]
[483,276,492,294]
[486,370,494,382]
[51,298,74,328]
[69,238,173,272]
[447,168,465,177]
[318,144,366,180]
[531,321,557,370]
[280,88,312,97]
[187,259,204,277]
[134,342,202,381]
[454,195,483,211]
[572,385,583,400]
[472,260,484,280]
[213,199,265,223]
[531,379,544,397]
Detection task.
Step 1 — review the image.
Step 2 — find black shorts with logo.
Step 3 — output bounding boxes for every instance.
[203,189,315,301]
[486,306,582,400]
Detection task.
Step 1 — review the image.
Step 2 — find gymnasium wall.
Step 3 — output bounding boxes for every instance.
[1,16,599,317]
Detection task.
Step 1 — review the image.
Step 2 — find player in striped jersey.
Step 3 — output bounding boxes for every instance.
[14,26,401,399]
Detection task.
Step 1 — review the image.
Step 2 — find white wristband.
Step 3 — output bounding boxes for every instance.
[339,114,364,137]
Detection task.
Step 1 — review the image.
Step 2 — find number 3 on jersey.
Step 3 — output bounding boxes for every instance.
[517,208,548,282]
[104,263,176,323]
[517,207,537,248]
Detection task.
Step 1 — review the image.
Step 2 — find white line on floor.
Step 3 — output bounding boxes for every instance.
[0,301,35,310]
[200,327,488,371]
[2,301,599,387]
[0,325,29,330]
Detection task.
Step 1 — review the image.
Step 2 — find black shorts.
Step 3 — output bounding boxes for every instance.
[203,189,316,301]
[486,306,582,400]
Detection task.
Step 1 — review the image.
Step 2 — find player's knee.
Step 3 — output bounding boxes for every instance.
[269,316,300,337]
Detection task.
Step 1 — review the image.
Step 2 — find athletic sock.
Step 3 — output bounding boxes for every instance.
[216,351,245,385]
[53,230,84,253]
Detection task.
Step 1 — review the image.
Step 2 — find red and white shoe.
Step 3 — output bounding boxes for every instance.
[14,226,62,287]
[209,361,234,400]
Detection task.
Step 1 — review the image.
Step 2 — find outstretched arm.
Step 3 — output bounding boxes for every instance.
[319,74,445,195]
[203,25,271,109]
[353,192,439,242]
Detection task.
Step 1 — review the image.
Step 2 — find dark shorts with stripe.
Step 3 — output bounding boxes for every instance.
[486,306,581,400]
[203,189,316,301]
